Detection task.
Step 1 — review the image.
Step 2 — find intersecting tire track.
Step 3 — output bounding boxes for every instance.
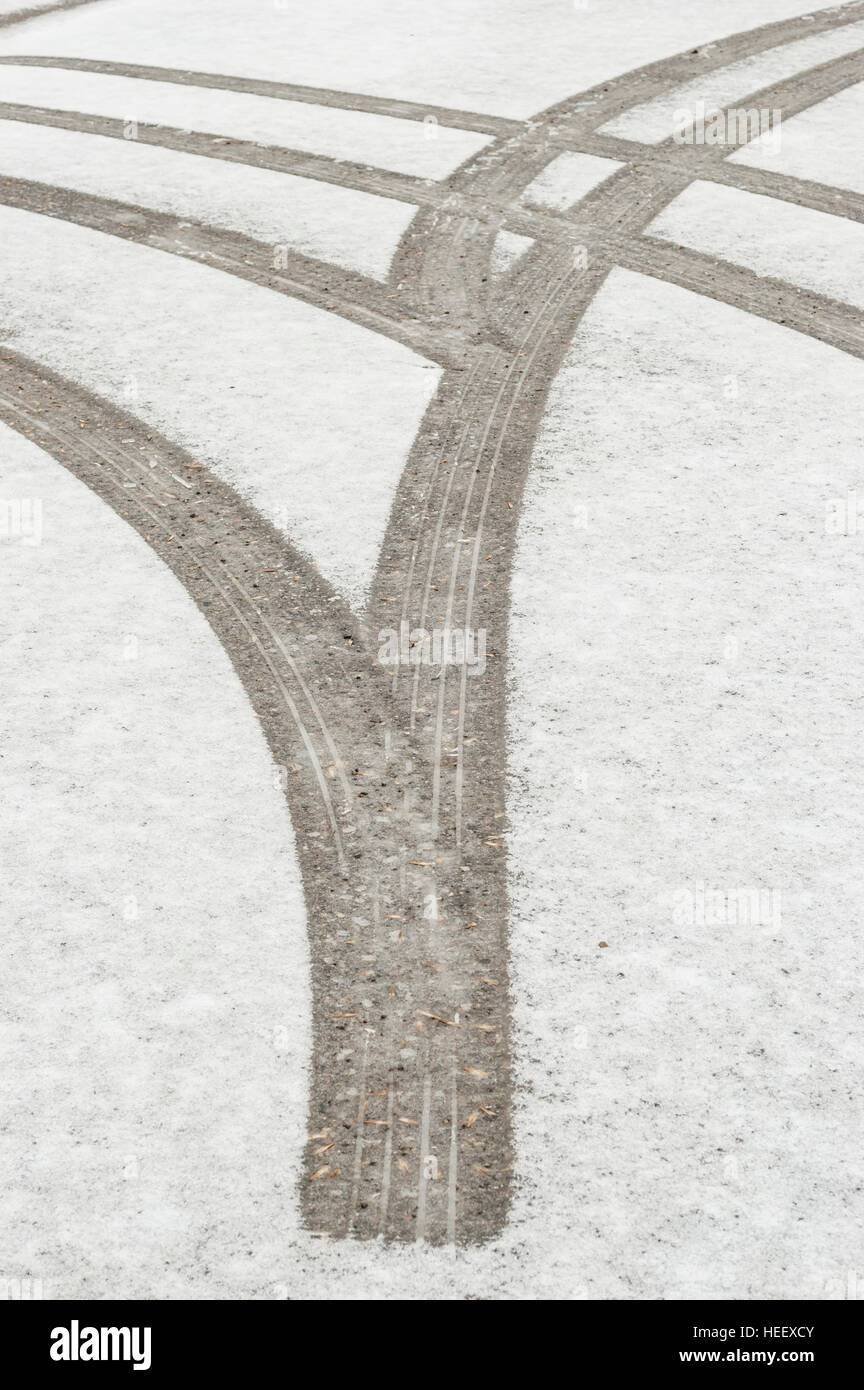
[0,0,103,34]
[1,4,863,1244]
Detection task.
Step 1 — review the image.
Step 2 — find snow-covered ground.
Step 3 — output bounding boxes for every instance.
[0,202,439,607]
[0,0,58,12]
[0,425,310,1299]
[600,18,864,142]
[520,151,623,212]
[2,0,863,1301]
[730,80,864,193]
[0,63,490,178]
[0,0,843,119]
[0,120,418,279]
[491,228,534,277]
[7,268,862,1299]
[647,183,864,311]
[506,268,864,1302]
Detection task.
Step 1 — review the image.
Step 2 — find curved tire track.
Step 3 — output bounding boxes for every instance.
[4,4,864,1245]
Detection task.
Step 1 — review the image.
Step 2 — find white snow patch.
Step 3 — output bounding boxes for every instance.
[507,267,864,1300]
[647,180,864,310]
[0,204,440,607]
[491,228,533,277]
[729,80,864,195]
[7,269,862,1299]
[0,62,490,179]
[0,423,311,1300]
[0,118,417,281]
[519,151,621,211]
[0,0,842,121]
[600,19,864,143]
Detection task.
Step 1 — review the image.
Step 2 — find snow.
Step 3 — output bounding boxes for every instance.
[0,118,418,281]
[520,151,622,212]
[0,0,57,11]
[506,267,864,1300]
[0,203,440,608]
[647,180,864,311]
[3,0,862,1303]
[0,423,311,1300]
[600,19,864,143]
[0,62,490,179]
[491,228,533,277]
[0,0,842,121]
[7,266,861,1299]
[729,80,864,195]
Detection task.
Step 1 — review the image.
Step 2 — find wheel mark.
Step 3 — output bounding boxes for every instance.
[0,54,522,136]
[416,1075,433,1241]
[4,2,864,1246]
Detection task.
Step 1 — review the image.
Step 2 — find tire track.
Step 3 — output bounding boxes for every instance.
[0,54,522,137]
[623,238,864,360]
[0,0,103,32]
[702,162,864,222]
[0,350,512,1246]
[362,4,864,1243]
[0,100,433,204]
[0,175,467,366]
[6,3,864,1247]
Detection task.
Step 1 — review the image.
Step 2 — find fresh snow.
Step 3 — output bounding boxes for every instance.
[0,118,418,281]
[506,267,864,1301]
[600,19,864,143]
[491,228,534,276]
[729,80,864,195]
[6,267,862,1298]
[520,151,622,212]
[647,180,864,311]
[0,62,490,179]
[0,202,440,608]
[0,423,311,1300]
[0,0,843,121]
